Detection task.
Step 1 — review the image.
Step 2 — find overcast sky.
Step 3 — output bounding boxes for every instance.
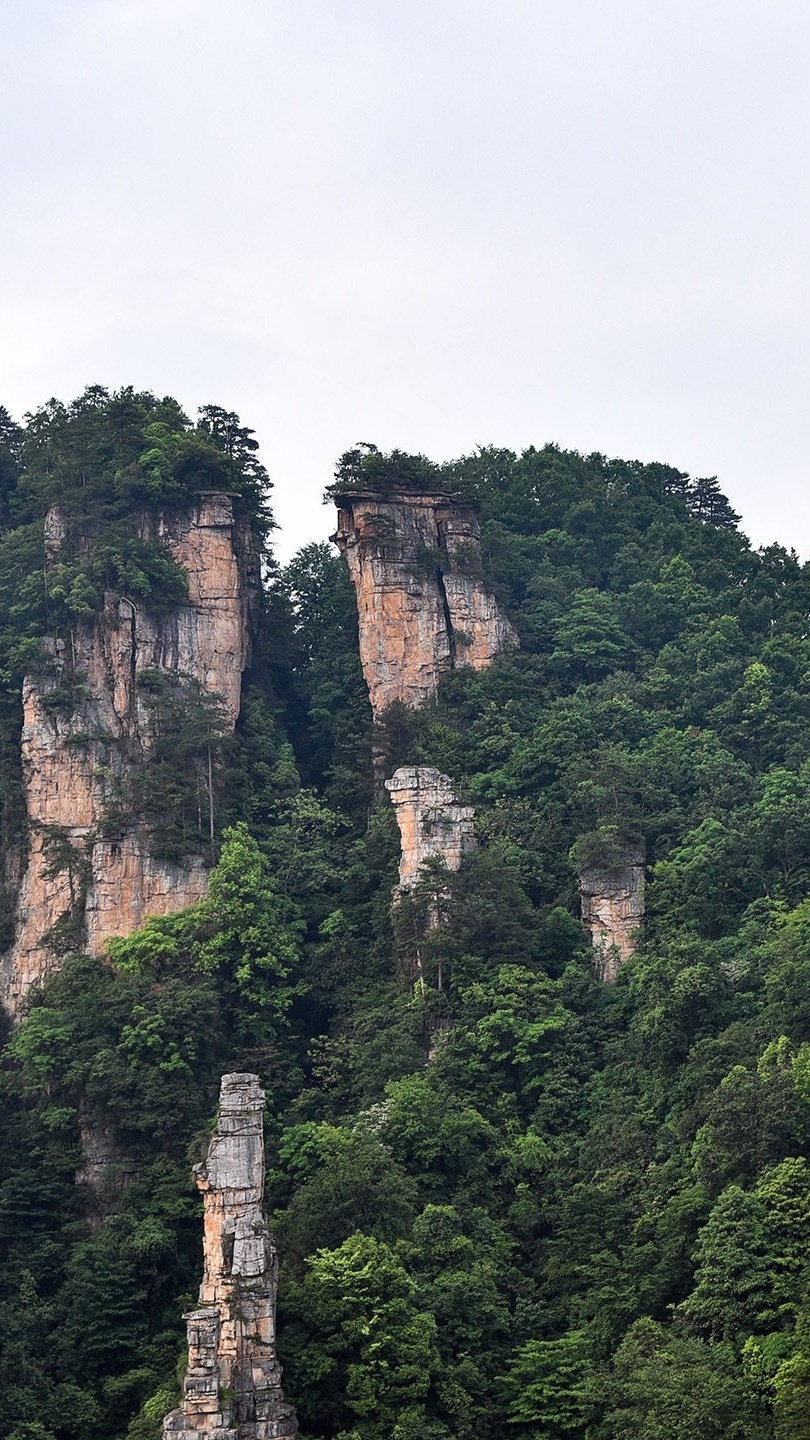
[2,0,809,560]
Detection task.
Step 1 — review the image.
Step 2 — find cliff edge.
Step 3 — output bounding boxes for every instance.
[334,489,517,718]
[2,494,257,1013]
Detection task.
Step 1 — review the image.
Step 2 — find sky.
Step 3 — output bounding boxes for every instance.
[1,0,809,562]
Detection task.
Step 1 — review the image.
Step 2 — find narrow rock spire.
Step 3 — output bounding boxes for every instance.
[333,490,517,720]
[578,846,646,981]
[163,1073,297,1440]
[385,766,476,891]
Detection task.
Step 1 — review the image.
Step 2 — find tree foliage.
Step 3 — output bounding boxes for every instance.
[2,422,810,1436]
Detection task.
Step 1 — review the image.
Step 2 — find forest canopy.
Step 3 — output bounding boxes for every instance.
[1,401,810,1439]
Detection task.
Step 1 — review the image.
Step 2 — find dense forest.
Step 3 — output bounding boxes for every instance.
[2,387,810,1439]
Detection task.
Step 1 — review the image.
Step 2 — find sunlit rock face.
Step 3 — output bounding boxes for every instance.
[2,496,257,1013]
[162,1073,298,1440]
[579,848,646,982]
[385,766,476,890]
[333,490,517,719]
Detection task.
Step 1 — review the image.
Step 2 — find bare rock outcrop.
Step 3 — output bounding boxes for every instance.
[163,1073,297,1440]
[334,490,517,718]
[579,847,645,982]
[385,766,476,890]
[2,495,257,1013]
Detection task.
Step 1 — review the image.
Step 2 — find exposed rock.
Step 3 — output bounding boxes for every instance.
[2,496,257,1013]
[163,1073,297,1440]
[334,490,517,719]
[579,847,645,981]
[385,766,476,890]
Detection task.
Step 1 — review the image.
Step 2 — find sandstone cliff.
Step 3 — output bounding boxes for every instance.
[385,766,476,890]
[163,1072,297,1440]
[2,495,256,1013]
[579,847,645,982]
[334,490,517,718]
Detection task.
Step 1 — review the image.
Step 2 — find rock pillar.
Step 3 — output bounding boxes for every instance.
[385,766,476,890]
[579,848,645,982]
[2,496,257,1012]
[334,490,517,720]
[163,1073,297,1440]
[385,766,475,1014]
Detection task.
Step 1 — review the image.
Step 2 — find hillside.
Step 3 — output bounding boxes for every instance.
[1,391,810,1439]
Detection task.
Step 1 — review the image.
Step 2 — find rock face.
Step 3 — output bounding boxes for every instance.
[333,490,517,718]
[385,766,476,890]
[163,1073,297,1440]
[579,848,646,982]
[1,496,257,1013]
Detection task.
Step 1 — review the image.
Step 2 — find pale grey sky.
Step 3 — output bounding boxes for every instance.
[2,0,809,560]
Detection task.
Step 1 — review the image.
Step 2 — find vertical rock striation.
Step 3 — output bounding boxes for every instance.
[2,495,257,1013]
[385,766,476,891]
[333,490,517,719]
[579,847,646,982]
[163,1073,297,1440]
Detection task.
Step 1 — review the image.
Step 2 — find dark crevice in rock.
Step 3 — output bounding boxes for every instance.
[435,564,456,668]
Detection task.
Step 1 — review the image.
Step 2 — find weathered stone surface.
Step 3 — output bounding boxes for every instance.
[334,490,517,718]
[163,1073,297,1440]
[2,496,257,1013]
[579,848,646,982]
[385,766,476,890]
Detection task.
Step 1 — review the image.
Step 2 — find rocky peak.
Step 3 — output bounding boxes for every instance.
[2,495,257,1014]
[578,847,646,982]
[163,1072,297,1440]
[333,490,517,719]
[385,766,476,890]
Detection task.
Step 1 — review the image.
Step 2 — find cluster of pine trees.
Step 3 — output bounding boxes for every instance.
[1,388,810,1439]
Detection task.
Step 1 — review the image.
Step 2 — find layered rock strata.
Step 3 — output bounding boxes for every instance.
[579,847,646,982]
[2,495,256,1013]
[163,1072,297,1440]
[333,490,517,718]
[385,766,476,890]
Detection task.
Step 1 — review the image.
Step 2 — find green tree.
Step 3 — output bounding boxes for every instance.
[285,1233,442,1438]
[679,1185,773,1340]
[550,592,637,684]
[597,1318,769,1439]
[500,1331,594,1437]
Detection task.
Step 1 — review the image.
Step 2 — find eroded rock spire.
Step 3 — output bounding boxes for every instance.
[334,489,517,719]
[578,846,646,981]
[2,496,257,1013]
[163,1073,297,1440]
[385,766,476,891]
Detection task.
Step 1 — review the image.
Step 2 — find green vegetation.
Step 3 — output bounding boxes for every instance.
[0,387,273,882]
[2,413,810,1437]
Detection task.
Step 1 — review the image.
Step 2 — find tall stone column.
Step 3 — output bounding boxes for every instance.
[385,766,476,1018]
[163,1073,297,1440]
[578,847,645,982]
[385,767,476,891]
[333,489,517,721]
